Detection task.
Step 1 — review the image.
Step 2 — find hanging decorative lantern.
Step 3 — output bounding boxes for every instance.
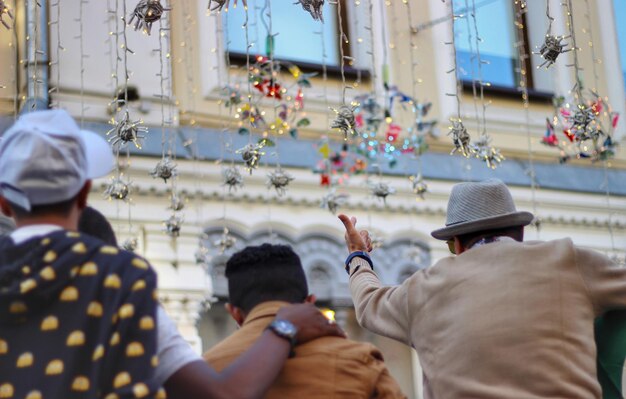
[104,177,131,201]
[107,111,147,149]
[0,0,13,30]
[151,157,177,183]
[448,120,472,157]
[471,135,505,169]
[121,237,139,252]
[295,0,324,22]
[236,143,265,173]
[370,182,396,205]
[409,174,428,200]
[320,189,349,215]
[214,227,237,254]
[267,168,295,197]
[222,166,244,192]
[129,0,169,35]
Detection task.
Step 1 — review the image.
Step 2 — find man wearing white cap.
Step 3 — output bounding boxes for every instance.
[338,179,624,398]
[0,110,346,399]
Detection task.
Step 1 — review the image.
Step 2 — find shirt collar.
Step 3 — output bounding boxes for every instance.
[10,224,63,245]
[243,301,291,326]
[468,235,515,251]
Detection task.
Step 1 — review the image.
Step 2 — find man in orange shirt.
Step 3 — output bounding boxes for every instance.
[204,244,406,399]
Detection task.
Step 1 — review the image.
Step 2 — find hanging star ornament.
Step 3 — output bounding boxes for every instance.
[267,168,295,197]
[104,177,132,201]
[370,182,396,205]
[107,111,147,149]
[295,0,324,22]
[471,135,505,169]
[164,215,183,238]
[236,143,265,174]
[121,237,139,252]
[0,0,13,30]
[331,105,358,139]
[534,34,572,69]
[208,0,246,13]
[409,174,428,200]
[448,120,472,157]
[214,227,237,254]
[151,158,177,183]
[222,166,244,192]
[320,189,349,215]
[129,0,169,35]
[195,244,211,265]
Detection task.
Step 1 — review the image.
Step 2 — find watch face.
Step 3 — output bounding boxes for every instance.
[273,319,297,338]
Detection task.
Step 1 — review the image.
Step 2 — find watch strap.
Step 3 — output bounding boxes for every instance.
[345,251,373,276]
[266,319,297,358]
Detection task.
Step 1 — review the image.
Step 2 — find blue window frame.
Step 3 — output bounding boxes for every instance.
[614,0,626,92]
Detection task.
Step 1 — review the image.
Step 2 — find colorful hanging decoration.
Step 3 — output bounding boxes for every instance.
[267,168,295,197]
[222,166,244,192]
[104,177,131,201]
[448,120,472,157]
[164,214,182,238]
[214,227,237,254]
[471,135,505,169]
[295,0,324,22]
[151,157,177,183]
[0,0,13,30]
[107,111,147,149]
[542,94,619,163]
[208,0,246,13]
[409,174,428,200]
[320,189,349,215]
[369,181,396,205]
[535,35,572,69]
[129,0,169,35]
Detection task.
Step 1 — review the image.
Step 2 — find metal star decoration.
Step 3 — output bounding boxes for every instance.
[448,120,472,157]
[320,189,349,215]
[222,166,244,192]
[267,168,295,197]
[295,0,324,22]
[236,143,265,174]
[370,182,396,205]
[195,244,211,265]
[0,0,13,30]
[568,103,600,141]
[409,174,428,200]
[104,177,131,201]
[331,105,358,139]
[122,237,138,252]
[214,227,237,254]
[534,34,571,69]
[151,158,177,183]
[107,111,147,149]
[208,0,246,13]
[164,215,182,238]
[129,0,169,35]
[471,135,505,169]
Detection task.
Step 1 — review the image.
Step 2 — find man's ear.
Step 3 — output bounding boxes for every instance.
[453,237,465,255]
[304,294,317,304]
[225,303,245,326]
[76,181,92,210]
[0,197,13,218]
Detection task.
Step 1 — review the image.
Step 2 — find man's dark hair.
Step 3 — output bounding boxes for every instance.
[225,244,308,313]
[457,225,524,249]
[8,196,77,219]
[78,206,118,246]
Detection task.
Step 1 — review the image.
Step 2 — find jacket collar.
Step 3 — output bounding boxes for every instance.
[243,301,291,326]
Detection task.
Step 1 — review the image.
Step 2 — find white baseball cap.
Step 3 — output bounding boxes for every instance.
[0,109,114,211]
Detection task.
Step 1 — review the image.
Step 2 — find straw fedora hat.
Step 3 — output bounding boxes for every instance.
[431,179,534,240]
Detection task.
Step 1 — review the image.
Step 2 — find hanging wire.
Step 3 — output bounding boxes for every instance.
[48,0,63,108]
[11,0,19,118]
[78,0,88,126]
[513,1,540,237]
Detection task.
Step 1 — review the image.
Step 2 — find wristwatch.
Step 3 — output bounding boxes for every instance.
[266,319,298,357]
[345,251,374,276]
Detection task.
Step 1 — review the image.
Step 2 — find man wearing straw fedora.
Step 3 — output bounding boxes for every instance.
[338,178,624,398]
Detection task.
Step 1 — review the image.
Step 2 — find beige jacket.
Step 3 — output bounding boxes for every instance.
[349,237,623,398]
[204,301,406,399]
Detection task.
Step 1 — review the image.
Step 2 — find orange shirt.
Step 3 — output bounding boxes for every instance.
[203,301,406,399]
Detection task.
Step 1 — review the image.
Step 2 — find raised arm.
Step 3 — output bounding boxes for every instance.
[164,303,345,399]
[339,214,413,345]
